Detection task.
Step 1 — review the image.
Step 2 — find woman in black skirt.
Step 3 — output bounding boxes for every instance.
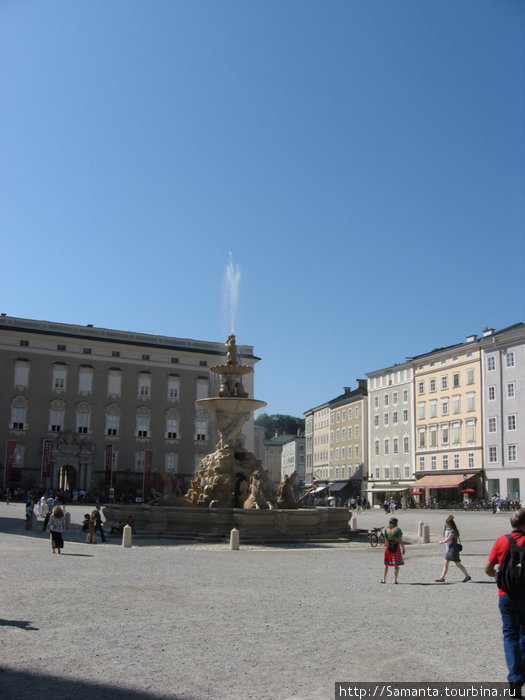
[46,505,66,554]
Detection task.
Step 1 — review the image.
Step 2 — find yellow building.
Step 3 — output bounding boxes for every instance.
[412,334,483,500]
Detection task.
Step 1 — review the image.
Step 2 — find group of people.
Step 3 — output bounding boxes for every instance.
[380,511,525,697]
[380,514,471,585]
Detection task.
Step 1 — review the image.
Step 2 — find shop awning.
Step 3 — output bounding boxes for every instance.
[370,484,410,492]
[311,485,329,495]
[411,475,468,490]
[329,480,351,493]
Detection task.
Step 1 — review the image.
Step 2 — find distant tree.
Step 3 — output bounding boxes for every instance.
[255,413,305,440]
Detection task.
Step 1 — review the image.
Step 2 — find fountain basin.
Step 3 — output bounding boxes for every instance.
[103,504,352,541]
[196,397,267,415]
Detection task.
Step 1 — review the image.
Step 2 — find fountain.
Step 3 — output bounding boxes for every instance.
[103,334,351,541]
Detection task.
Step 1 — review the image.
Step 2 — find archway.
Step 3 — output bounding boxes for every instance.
[59,465,77,491]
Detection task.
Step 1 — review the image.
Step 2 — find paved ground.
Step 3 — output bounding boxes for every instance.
[0,503,516,699]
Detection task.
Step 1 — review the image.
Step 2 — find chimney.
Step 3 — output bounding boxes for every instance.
[483,327,495,337]
[343,386,351,395]
[357,379,367,390]
[466,334,477,343]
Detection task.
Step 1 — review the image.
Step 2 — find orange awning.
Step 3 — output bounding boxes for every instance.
[411,474,468,490]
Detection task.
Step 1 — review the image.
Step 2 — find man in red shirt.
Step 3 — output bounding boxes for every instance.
[485,509,525,697]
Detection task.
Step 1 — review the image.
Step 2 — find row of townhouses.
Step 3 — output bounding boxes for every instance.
[0,315,258,497]
[303,323,525,506]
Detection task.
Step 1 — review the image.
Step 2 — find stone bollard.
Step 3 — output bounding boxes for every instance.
[65,512,71,529]
[418,521,424,538]
[422,523,430,543]
[122,524,132,548]
[350,516,358,531]
[230,527,239,551]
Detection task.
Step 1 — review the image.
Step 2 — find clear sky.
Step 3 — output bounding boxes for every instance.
[1,1,524,418]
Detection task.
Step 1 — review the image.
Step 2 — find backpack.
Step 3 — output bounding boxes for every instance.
[496,533,525,598]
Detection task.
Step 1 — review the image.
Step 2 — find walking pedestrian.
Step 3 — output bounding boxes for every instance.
[435,515,471,583]
[46,505,66,554]
[93,504,106,542]
[485,509,525,697]
[85,509,97,544]
[380,517,405,584]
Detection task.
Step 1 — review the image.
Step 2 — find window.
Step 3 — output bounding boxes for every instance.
[418,402,425,419]
[393,466,400,479]
[199,360,207,367]
[336,429,340,442]
[488,386,496,401]
[403,409,408,423]
[430,379,436,393]
[468,452,474,468]
[403,389,408,403]
[429,400,437,418]
[466,420,476,443]
[508,445,517,462]
[466,393,475,412]
[487,356,496,371]
[171,357,179,364]
[167,376,180,400]
[195,419,207,441]
[341,466,345,479]
[52,365,67,391]
[355,445,359,458]
[507,383,515,398]
[452,423,461,445]
[135,451,145,473]
[418,381,424,395]
[76,411,90,434]
[341,447,345,459]
[506,352,515,368]
[441,399,449,416]
[488,417,497,433]
[78,367,93,395]
[384,467,390,479]
[196,378,209,400]
[138,375,151,399]
[431,456,437,470]
[453,454,460,469]
[355,425,359,438]
[508,415,517,431]
[419,456,425,471]
[488,446,498,463]
[355,407,360,419]
[393,438,399,454]
[384,439,389,455]
[341,428,346,441]
[375,466,381,479]
[57,344,66,351]
[106,412,119,436]
[50,409,64,432]
[83,347,92,355]
[336,412,340,423]
[14,361,30,389]
[384,395,389,407]
[404,465,410,478]
[452,396,460,414]
[393,411,398,424]
[166,416,178,439]
[11,404,27,430]
[430,426,437,448]
[335,448,339,460]
[466,369,474,385]
[348,409,352,419]
[20,339,29,346]
[403,437,409,453]
[442,455,449,470]
[393,392,398,405]
[384,413,389,426]
[441,425,449,445]
[374,440,379,456]
[136,410,150,438]
[108,370,122,397]
[452,373,460,388]
[418,428,426,448]
[112,350,120,357]
[441,376,448,390]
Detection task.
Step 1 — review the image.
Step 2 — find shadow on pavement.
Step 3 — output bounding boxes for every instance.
[0,619,39,631]
[0,667,195,700]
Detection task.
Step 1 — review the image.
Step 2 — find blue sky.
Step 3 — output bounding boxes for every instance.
[1,1,524,418]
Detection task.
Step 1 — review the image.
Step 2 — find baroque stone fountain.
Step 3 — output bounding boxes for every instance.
[103,335,351,540]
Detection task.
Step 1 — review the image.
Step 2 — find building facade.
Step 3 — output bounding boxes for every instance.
[411,335,484,499]
[280,434,306,484]
[0,315,259,498]
[328,382,368,486]
[480,323,525,500]
[366,362,414,506]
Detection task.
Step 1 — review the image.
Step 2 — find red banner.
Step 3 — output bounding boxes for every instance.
[144,449,153,490]
[42,439,53,479]
[105,445,113,485]
[4,440,16,486]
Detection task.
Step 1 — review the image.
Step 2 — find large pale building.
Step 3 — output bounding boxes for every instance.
[366,362,415,506]
[479,323,525,500]
[0,315,259,498]
[411,334,484,498]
